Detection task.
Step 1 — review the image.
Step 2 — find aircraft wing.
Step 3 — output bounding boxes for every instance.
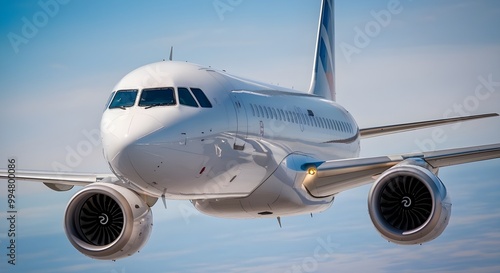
[303,143,500,198]
[0,170,116,191]
[360,113,498,138]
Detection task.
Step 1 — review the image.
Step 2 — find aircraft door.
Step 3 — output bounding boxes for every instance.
[295,106,305,132]
[230,93,248,150]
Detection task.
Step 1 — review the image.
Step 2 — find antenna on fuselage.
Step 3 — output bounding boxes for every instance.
[169,46,173,61]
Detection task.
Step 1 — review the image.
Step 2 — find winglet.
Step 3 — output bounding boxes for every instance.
[169,46,173,61]
[309,0,336,101]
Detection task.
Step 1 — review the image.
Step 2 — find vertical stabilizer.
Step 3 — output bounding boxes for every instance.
[309,0,335,101]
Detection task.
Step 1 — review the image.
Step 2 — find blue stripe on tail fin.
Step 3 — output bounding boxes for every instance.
[309,0,335,101]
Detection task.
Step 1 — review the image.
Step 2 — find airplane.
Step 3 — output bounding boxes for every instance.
[1,0,500,261]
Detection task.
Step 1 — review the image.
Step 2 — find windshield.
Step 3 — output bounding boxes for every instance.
[191,88,212,108]
[178,87,199,107]
[109,89,138,109]
[139,87,176,108]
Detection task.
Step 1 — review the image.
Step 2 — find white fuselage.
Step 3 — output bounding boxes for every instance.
[101,61,360,218]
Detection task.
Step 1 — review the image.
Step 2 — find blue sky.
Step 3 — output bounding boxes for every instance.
[1,0,500,272]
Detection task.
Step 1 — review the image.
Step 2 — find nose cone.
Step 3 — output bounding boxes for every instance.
[101,111,164,190]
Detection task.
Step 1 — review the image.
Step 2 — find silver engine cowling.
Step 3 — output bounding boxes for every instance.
[368,159,451,245]
[64,183,153,260]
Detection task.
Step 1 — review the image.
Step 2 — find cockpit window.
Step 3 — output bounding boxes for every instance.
[190,88,212,108]
[104,91,115,111]
[139,87,176,108]
[109,89,138,109]
[178,87,199,107]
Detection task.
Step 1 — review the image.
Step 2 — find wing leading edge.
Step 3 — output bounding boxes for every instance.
[303,143,500,198]
[360,113,498,138]
[0,170,115,191]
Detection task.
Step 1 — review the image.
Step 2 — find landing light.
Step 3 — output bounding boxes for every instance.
[307,167,317,176]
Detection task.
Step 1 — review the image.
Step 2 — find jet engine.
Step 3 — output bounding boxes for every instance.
[64,183,153,260]
[368,159,451,245]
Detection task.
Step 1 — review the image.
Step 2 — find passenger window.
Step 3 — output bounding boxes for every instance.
[292,112,298,123]
[178,88,199,107]
[139,87,176,108]
[191,88,213,108]
[302,113,308,126]
[258,105,264,118]
[272,108,278,120]
[109,89,138,109]
[299,113,305,125]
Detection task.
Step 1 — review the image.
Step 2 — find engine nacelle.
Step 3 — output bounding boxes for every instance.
[64,183,153,260]
[368,159,451,245]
